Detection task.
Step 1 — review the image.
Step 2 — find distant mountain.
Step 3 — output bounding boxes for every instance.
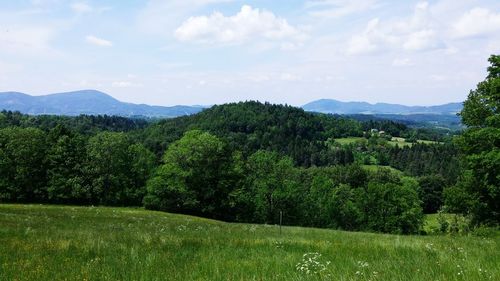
[0,90,205,117]
[302,99,463,115]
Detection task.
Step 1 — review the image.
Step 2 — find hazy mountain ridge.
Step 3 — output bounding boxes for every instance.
[1,90,463,120]
[0,90,205,117]
[303,99,463,115]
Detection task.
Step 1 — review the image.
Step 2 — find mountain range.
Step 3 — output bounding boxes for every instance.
[0,90,204,117]
[302,99,462,115]
[0,90,463,118]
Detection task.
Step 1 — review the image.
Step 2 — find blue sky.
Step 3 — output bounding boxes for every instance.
[1,0,499,106]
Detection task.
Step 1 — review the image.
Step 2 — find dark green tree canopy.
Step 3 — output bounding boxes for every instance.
[461,55,500,128]
[447,54,500,225]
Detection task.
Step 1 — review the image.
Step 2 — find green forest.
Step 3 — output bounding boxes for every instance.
[1,55,499,235]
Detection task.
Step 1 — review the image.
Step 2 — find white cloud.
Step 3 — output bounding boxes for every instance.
[137,0,234,35]
[347,18,382,55]
[85,35,113,47]
[392,58,414,67]
[305,0,379,18]
[403,29,441,51]
[347,2,444,55]
[174,5,306,45]
[71,2,92,13]
[453,8,500,38]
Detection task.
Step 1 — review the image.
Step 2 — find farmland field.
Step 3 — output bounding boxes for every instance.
[0,204,498,281]
[334,137,440,147]
[333,137,366,145]
[361,165,403,175]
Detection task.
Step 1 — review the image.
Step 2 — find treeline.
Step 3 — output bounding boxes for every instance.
[144,130,424,234]
[350,114,461,140]
[0,110,149,133]
[0,102,465,234]
[386,144,461,184]
[330,136,460,184]
[0,126,424,234]
[0,126,155,205]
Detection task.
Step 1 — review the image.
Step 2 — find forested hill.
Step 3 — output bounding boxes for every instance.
[138,101,455,167]
[138,101,355,166]
[0,101,456,168]
[0,100,461,233]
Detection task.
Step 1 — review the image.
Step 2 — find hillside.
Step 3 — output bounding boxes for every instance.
[139,101,364,166]
[0,90,204,117]
[303,99,462,115]
[0,204,498,281]
[348,113,463,130]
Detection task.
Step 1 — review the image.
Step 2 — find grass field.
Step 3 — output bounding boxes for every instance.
[1,204,498,281]
[361,165,404,176]
[333,137,366,145]
[389,137,442,147]
[389,137,413,147]
[334,137,439,148]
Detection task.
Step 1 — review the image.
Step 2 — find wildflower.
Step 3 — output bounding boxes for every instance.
[274,240,284,249]
[357,261,369,268]
[295,252,330,275]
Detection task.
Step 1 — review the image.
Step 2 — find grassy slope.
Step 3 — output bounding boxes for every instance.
[334,137,440,148]
[361,165,404,176]
[0,205,498,281]
[334,137,366,145]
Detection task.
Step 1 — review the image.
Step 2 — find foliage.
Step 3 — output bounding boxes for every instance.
[449,54,500,225]
[418,174,447,213]
[245,150,298,224]
[357,181,424,234]
[0,127,47,202]
[0,101,460,234]
[144,130,240,220]
[46,125,87,203]
[140,101,364,166]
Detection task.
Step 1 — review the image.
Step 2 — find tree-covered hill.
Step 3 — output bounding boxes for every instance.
[139,101,365,166]
[138,101,458,167]
[0,100,465,234]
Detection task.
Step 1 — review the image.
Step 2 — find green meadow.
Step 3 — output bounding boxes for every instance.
[333,137,439,147]
[333,137,366,145]
[361,165,404,175]
[1,204,498,281]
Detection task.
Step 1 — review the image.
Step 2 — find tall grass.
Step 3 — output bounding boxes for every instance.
[0,204,498,280]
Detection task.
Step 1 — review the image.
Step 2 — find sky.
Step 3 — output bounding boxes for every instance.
[0,0,499,106]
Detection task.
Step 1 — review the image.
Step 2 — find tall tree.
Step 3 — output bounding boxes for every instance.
[246,150,298,224]
[85,132,132,205]
[446,55,500,225]
[46,125,88,203]
[0,127,47,202]
[144,130,239,219]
